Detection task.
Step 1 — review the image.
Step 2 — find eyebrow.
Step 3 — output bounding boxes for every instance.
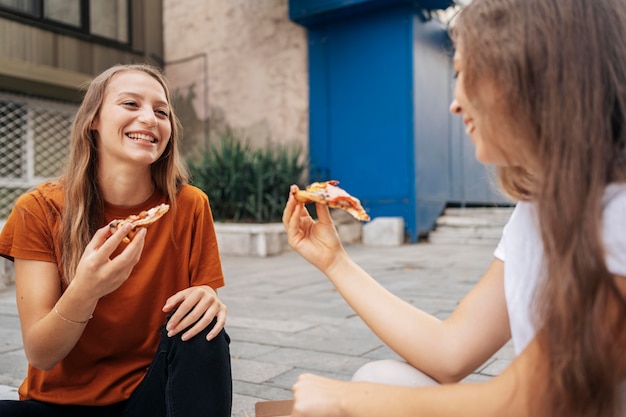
[117,91,169,108]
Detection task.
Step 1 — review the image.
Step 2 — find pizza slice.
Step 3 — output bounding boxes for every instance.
[108,203,170,242]
[293,180,370,221]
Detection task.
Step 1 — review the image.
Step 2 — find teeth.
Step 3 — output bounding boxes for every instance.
[127,133,156,143]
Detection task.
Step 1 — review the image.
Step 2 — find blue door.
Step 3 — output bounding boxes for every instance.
[290,0,510,242]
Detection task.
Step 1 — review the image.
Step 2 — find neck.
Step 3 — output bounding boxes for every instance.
[98,168,155,207]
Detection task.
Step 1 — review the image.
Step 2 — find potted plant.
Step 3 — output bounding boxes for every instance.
[188,130,307,256]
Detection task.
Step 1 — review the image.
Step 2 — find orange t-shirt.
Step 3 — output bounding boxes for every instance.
[0,182,225,405]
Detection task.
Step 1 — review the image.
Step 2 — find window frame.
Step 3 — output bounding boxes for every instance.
[0,91,77,219]
[0,0,132,50]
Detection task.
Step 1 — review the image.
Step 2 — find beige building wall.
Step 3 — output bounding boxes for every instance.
[162,0,309,158]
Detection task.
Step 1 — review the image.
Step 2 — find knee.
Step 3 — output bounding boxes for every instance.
[352,359,439,387]
[163,316,231,360]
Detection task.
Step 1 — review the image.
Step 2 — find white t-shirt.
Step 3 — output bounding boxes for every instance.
[494,184,626,355]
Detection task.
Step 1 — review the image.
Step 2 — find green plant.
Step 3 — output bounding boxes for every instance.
[188,130,307,222]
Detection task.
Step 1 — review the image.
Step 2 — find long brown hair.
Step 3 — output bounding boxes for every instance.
[453,0,626,415]
[60,64,189,285]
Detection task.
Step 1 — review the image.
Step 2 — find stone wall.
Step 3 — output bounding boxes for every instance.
[162,0,309,158]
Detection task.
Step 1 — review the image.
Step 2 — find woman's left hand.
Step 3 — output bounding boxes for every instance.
[291,373,348,417]
[162,285,227,341]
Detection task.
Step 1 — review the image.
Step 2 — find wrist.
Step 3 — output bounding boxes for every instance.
[325,249,352,278]
[57,280,99,322]
[53,304,92,325]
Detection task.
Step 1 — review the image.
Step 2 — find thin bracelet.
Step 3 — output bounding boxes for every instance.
[53,305,93,325]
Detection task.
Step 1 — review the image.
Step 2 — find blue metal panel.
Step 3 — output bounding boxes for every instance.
[290,0,454,26]
[412,15,453,234]
[307,6,418,237]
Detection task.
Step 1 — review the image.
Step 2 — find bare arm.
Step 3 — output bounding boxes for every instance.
[325,253,509,382]
[283,188,510,382]
[16,223,145,370]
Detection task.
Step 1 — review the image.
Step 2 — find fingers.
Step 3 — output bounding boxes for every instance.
[314,202,333,224]
[163,286,226,341]
[205,306,227,341]
[86,223,124,252]
[283,184,300,226]
[105,227,146,270]
[92,222,136,256]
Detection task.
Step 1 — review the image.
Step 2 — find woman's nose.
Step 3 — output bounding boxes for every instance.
[139,108,157,126]
[449,98,461,115]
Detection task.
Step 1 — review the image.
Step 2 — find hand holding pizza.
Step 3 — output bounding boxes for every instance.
[72,222,147,301]
[283,184,348,272]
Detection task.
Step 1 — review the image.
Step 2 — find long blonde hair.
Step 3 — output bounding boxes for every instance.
[60,64,189,285]
[453,0,626,416]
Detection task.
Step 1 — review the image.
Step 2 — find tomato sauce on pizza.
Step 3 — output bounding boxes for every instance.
[293,180,370,221]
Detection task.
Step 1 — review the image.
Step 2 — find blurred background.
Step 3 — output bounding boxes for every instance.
[0,0,508,244]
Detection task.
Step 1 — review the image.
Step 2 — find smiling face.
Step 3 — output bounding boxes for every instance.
[91,70,172,169]
[449,49,519,167]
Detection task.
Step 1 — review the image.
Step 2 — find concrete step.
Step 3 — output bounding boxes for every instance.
[428,207,514,246]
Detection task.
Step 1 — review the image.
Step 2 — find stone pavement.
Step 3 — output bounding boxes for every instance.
[0,241,514,417]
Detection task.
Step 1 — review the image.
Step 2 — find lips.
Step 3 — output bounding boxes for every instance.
[126,132,157,144]
[463,117,474,135]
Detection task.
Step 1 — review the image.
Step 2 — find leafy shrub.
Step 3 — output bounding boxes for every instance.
[188,130,308,222]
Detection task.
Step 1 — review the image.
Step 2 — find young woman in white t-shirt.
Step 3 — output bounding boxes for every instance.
[282,0,626,416]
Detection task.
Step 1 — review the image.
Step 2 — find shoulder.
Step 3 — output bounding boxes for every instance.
[500,201,538,238]
[494,201,539,261]
[603,183,626,217]
[177,184,209,204]
[175,185,211,215]
[14,182,63,213]
[602,183,626,276]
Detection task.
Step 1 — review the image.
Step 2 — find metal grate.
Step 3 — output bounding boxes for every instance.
[0,92,77,219]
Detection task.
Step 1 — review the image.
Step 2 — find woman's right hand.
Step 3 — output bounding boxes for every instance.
[72,222,147,299]
[282,185,345,272]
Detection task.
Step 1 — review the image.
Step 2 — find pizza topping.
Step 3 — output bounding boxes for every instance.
[293,180,370,222]
[109,203,170,242]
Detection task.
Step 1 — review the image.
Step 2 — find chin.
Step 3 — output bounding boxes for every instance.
[475,150,496,166]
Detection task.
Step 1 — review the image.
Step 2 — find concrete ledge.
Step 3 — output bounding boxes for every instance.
[362,217,405,247]
[331,210,363,245]
[0,221,14,288]
[214,222,287,257]
[0,258,15,289]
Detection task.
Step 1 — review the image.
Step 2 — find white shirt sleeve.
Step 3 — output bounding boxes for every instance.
[602,184,626,277]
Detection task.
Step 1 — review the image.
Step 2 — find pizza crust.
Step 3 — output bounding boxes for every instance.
[109,203,170,242]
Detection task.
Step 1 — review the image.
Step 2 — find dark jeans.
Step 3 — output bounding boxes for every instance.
[0,316,232,417]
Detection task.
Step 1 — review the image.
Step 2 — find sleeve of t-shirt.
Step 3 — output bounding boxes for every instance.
[602,185,626,277]
[187,188,225,290]
[494,204,523,263]
[0,191,57,263]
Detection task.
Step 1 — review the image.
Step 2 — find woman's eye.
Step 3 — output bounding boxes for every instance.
[122,101,138,107]
[155,109,169,118]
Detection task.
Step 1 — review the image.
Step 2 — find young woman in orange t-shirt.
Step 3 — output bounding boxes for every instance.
[0,64,232,416]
